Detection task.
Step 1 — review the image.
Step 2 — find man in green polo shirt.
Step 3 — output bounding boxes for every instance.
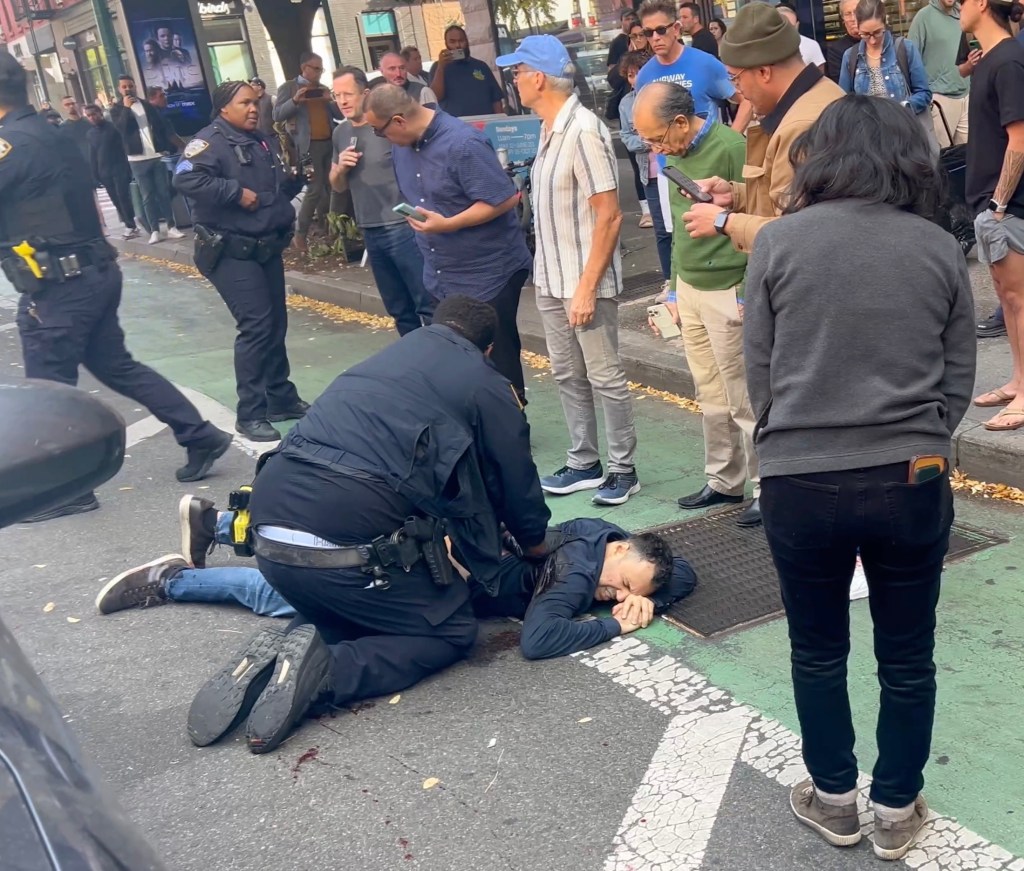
[633,81,760,527]
[909,0,982,146]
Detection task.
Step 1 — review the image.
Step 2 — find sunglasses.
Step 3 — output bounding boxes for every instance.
[642,24,677,37]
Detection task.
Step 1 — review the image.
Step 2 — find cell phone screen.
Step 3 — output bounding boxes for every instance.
[662,167,713,203]
[305,88,324,99]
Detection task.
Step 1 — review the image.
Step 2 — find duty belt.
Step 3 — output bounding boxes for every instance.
[253,524,423,573]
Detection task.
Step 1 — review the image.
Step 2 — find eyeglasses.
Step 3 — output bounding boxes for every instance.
[641,122,674,150]
[372,114,402,137]
[642,23,676,37]
[860,27,885,40]
[726,69,745,84]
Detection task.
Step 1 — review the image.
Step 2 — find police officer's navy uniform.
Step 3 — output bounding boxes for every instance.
[245,323,551,709]
[173,119,303,432]
[0,104,230,495]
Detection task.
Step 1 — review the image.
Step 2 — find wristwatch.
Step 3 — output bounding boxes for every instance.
[714,210,732,236]
[990,200,1008,214]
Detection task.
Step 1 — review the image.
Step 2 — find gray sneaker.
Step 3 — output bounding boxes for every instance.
[873,796,929,860]
[790,779,862,847]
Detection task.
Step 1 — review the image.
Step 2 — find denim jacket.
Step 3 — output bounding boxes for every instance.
[839,32,932,115]
[618,89,650,185]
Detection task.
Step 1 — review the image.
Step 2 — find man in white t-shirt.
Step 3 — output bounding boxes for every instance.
[108,75,184,244]
[777,4,827,71]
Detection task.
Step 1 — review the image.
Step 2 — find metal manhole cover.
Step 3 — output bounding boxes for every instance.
[648,508,1007,639]
[619,270,665,302]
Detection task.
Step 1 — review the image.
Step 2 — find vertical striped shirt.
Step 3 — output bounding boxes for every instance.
[532,95,622,299]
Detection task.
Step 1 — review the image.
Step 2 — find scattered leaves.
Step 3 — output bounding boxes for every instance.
[487,737,497,748]
[422,777,440,790]
[42,602,55,613]
[577,717,593,724]
[951,468,1024,506]
[66,617,80,624]
[389,694,401,705]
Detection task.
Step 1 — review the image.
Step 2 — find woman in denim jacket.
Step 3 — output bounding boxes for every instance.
[838,0,935,153]
[618,50,653,229]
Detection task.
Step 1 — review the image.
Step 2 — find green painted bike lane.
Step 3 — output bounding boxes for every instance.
[119,258,1024,857]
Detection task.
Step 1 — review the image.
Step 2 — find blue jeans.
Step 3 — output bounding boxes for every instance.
[363,223,436,336]
[165,512,296,617]
[644,178,672,280]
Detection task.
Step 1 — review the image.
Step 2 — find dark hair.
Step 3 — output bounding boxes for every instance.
[786,94,941,219]
[155,21,172,33]
[621,8,638,19]
[987,0,1024,30]
[249,76,266,88]
[854,0,886,24]
[444,24,467,38]
[432,296,497,351]
[647,79,697,122]
[638,0,678,20]
[119,75,135,83]
[679,2,703,21]
[710,16,728,33]
[211,80,250,118]
[299,51,322,66]
[83,103,101,112]
[0,51,29,108]
[333,65,369,90]
[143,39,160,50]
[627,533,674,591]
[619,49,650,78]
[146,85,164,99]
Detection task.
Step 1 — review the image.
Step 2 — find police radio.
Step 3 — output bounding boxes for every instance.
[227,485,254,557]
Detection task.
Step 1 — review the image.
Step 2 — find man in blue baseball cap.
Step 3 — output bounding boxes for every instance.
[497,35,642,508]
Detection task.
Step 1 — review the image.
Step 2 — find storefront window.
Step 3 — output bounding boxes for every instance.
[203,16,254,83]
[79,43,115,105]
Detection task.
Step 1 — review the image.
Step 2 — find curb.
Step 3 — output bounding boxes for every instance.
[110,236,1024,493]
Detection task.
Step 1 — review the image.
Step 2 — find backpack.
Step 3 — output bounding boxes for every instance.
[847,35,911,90]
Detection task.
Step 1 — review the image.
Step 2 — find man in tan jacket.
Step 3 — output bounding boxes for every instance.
[679,3,844,253]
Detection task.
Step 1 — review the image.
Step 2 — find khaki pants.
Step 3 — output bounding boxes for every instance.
[676,277,758,497]
[932,93,969,148]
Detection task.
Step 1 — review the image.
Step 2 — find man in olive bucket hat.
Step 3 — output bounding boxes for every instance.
[678,2,844,255]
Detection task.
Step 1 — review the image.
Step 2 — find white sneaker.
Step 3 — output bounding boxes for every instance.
[655,280,671,304]
[123,227,140,240]
[166,227,185,240]
[148,230,161,244]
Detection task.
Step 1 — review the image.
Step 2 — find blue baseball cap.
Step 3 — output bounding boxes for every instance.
[496,35,574,79]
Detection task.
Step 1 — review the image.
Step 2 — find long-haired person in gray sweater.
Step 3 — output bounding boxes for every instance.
[743,95,977,861]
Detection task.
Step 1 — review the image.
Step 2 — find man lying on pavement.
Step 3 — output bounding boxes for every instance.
[96,497,697,661]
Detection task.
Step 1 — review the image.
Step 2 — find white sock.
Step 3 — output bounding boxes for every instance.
[640,200,651,215]
[816,786,858,806]
[874,800,916,822]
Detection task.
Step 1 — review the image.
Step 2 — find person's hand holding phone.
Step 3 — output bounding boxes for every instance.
[695,176,734,208]
[438,49,453,67]
[966,48,983,70]
[338,145,361,170]
[239,188,259,211]
[294,85,313,103]
[405,207,450,234]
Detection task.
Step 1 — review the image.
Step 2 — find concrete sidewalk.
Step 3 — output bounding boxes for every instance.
[108,191,1024,490]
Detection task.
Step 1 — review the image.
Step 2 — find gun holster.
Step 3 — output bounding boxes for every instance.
[404,517,453,587]
[227,486,254,557]
[254,234,292,264]
[193,224,225,275]
[1,257,43,294]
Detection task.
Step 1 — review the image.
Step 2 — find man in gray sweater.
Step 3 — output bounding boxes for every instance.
[742,95,975,862]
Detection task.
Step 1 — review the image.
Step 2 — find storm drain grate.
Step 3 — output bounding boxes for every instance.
[619,270,666,302]
[648,507,1008,639]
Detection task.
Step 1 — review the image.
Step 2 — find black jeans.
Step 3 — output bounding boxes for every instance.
[207,254,301,421]
[760,463,953,808]
[486,268,530,402]
[16,262,221,447]
[101,170,136,228]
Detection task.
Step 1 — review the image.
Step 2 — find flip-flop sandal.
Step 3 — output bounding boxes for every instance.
[974,388,1017,407]
[984,409,1024,432]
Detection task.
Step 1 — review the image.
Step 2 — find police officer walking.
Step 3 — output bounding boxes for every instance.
[174,81,308,442]
[186,296,553,754]
[0,53,232,522]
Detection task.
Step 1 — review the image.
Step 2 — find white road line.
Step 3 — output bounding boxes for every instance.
[577,638,1021,871]
[0,322,18,332]
[125,415,168,448]
[173,383,278,459]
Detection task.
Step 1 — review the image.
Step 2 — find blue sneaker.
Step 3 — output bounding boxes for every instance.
[592,471,641,506]
[540,463,604,495]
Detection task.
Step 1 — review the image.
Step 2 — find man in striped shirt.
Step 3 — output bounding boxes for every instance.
[498,36,640,506]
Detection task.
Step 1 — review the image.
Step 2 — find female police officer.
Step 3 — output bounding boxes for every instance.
[174,81,308,442]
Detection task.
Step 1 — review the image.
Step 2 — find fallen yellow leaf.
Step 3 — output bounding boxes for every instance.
[43,602,55,613]
[389,694,401,705]
[578,717,593,724]
[66,617,80,624]
[422,777,440,790]
[118,487,133,491]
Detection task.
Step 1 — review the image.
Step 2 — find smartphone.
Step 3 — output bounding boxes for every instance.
[349,136,359,149]
[450,49,466,60]
[909,455,947,483]
[647,304,681,339]
[662,166,713,203]
[305,88,324,99]
[393,202,428,222]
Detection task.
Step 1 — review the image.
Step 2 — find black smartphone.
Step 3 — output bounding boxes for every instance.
[662,166,713,203]
[305,88,324,99]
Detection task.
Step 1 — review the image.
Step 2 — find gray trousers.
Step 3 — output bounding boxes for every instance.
[536,294,637,473]
[297,139,334,236]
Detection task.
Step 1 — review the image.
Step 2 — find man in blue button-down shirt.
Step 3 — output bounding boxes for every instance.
[364,84,534,404]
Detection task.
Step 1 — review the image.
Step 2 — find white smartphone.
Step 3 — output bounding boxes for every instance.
[349,136,359,149]
[647,304,681,339]
[450,49,466,60]
[393,202,428,222]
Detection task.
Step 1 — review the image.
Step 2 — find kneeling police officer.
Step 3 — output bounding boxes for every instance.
[0,52,232,521]
[174,81,308,443]
[186,296,552,754]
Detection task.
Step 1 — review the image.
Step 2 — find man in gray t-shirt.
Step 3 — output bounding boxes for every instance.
[329,67,435,335]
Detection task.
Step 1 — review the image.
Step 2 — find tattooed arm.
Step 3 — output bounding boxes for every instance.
[992,120,1024,219]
